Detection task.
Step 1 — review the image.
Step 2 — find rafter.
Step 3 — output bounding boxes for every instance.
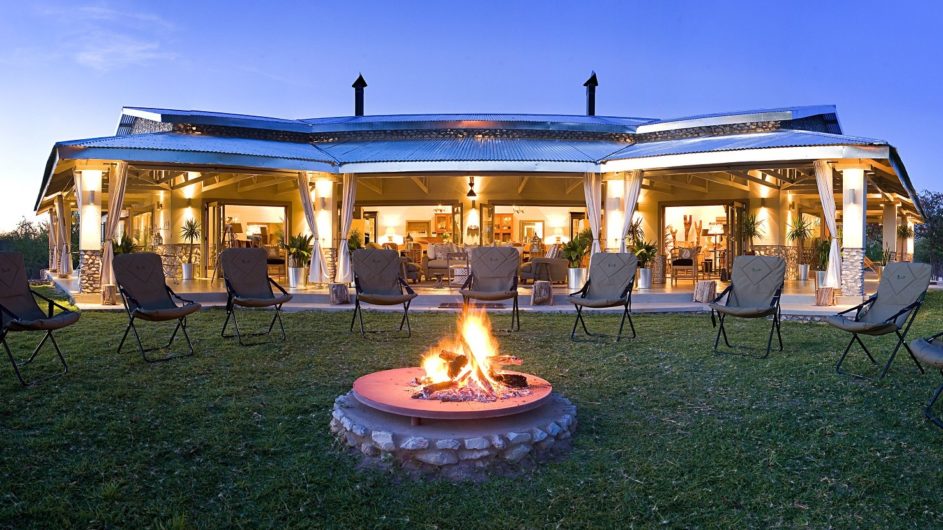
[410,176,429,194]
[358,178,382,194]
[726,170,780,190]
[202,174,258,193]
[696,173,749,192]
[517,175,531,194]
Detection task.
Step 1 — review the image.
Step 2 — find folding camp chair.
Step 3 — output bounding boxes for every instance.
[114,252,201,362]
[460,247,521,331]
[350,248,418,337]
[829,262,931,379]
[220,248,292,346]
[568,252,638,342]
[0,252,79,386]
[710,255,785,358]
[910,333,943,429]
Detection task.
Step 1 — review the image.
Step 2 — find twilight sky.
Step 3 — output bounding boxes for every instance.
[1,0,940,230]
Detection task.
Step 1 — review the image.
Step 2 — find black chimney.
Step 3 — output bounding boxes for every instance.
[352,74,367,116]
[583,71,598,116]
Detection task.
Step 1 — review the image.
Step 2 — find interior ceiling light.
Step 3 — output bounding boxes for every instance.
[467,176,477,198]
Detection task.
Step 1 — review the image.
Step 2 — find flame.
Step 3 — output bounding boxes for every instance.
[419,310,506,396]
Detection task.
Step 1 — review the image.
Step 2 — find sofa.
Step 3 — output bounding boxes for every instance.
[421,243,461,280]
[520,244,568,284]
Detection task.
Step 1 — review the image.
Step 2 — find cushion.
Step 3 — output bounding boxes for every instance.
[7,310,81,332]
[134,302,202,322]
[911,339,943,369]
[357,292,418,306]
[824,314,898,336]
[233,293,293,308]
[710,303,776,319]
[567,295,625,308]
[461,289,517,301]
[672,259,693,266]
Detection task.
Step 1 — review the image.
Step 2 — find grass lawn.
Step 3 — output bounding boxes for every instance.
[2,292,943,528]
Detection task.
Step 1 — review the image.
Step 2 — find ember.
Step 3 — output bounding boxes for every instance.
[413,311,531,402]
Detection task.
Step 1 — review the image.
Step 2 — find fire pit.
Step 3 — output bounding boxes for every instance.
[331,311,577,479]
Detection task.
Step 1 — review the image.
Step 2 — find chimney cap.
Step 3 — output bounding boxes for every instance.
[583,71,598,87]
[352,73,367,88]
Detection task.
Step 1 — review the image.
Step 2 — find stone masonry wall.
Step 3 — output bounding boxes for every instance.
[841,247,865,297]
[80,250,102,294]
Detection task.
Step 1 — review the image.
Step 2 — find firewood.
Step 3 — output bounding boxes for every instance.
[492,355,523,366]
[494,373,528,388]
[448,354,468,378]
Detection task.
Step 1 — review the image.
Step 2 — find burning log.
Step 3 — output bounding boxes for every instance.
[493,373,528,388]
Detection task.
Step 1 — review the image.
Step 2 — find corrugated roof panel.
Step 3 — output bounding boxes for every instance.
[59,132,338,164]
[603,130,885,161]
[316,137,630,164]
[637,105,839,134]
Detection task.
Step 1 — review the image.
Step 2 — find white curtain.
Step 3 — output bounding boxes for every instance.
[56,188,72,275]
[296,172,328,283]
[619,170,643,253]
[334,173,356,284]
[46,209,59,274]
[100,162,129,295]
[814,160,841,288]
[583,172,602,261]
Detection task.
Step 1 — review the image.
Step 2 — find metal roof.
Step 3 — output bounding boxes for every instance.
[603,130,884,161]
[636,105,841,134]
[302,114,654,133]
[316,137,629,164]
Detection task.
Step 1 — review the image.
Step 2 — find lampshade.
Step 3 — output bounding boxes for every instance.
[229,222,243,233]
[708,224,725,236]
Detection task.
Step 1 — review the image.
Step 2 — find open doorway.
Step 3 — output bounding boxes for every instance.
[203,201,290,279]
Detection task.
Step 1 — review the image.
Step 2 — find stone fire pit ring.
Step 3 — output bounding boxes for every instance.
[330,390,577,480]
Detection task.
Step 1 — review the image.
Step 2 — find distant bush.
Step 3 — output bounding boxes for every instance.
[0,218,50,279]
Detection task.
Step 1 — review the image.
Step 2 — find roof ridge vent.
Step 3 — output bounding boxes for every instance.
[353,74,367,116]
[583,71,598,116]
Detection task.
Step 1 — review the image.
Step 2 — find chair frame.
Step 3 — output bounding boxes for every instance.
[350,275,417,338]
[569,279,636,342]
[670,246,700,286]
[461,271,521,332]
[117,284,197,363]
[918,331,943,429]
[710,283,784,358]
[0,290,73,386]
[833,291,927,379]
[221,277,289,346]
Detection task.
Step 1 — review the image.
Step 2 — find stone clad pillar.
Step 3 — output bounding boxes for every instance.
[840,168,867,297]
[76,169,103,294]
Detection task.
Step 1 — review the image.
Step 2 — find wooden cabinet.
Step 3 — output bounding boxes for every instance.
[494,213,514,243]
[434,213,452,236]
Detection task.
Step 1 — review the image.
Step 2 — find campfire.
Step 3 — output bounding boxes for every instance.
[413,311,530,402]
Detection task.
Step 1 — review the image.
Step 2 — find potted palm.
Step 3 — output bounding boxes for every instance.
[633,240,658,289]
[739,213,765,254]
[562,232,590,292]
[897,224,914,258]
[812,238,830,287]
[281,233,313,288]
[787,217,815,281]
[112,233,136,255]
[348,229,363,252]
[180,219,200,281]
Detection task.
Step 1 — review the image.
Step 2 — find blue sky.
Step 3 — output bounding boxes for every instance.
[1,0,940,230]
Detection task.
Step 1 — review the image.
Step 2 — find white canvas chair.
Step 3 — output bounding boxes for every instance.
[710,255,785,358]
[567,253,638,342]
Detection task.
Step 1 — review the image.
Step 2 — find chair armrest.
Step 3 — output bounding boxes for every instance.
[30,289,73,316]
[712,285,732,304]
[166,286,196,306]
[837,295,877,319]
[461,274,473,290]
[0,302,19,325]
[398,277,416,295]
[927,331,943,343]
[268,277,289,296]
[769,286,783,308]
[882,299,923,325]
[573,279,590,298]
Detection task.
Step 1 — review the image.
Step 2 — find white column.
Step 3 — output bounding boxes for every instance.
[906,217,915,259]
[604,180,623,251]
[77,169,103,250]
[882,202,898,258]
[841,168,867,296]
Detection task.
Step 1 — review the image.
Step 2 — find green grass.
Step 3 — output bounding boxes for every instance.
[2,293,943,528]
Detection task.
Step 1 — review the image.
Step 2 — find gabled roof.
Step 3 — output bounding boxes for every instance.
[637,105,841,135]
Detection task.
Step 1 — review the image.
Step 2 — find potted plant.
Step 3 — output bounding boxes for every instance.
[561,232,590,292]
[625,217,644,248]
[739,213,765,254]
[812,238,830,287]
[787,216,815,281]
[897,224,914,258]
[281,233,313,288]
[633,240,658,289]
[112,233,136,255]
[348,229,363,252]
[180,219,200,281]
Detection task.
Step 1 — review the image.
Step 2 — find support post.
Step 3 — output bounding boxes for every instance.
[841,168,867,297]
[882,201,898,260]
[76,169,103,294]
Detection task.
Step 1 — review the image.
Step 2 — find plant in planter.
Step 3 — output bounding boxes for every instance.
[897,224,914,258]
[625,217,644,248]
[281,233,313,288]
[180,219,200,281]
[787,216,815,281]
[811,238,831,287]
[739,213,765,254]
[348,229,363,252]
[561,232,591,292]
[633,239,658,289]
[112,233,136,255]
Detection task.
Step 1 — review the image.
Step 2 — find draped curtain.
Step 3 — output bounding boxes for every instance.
[334,173,356,284]
[814,160,841,288]
[582,172,602,261]
[100,162,129,296]
[296,172,328,283]
[47,209,59,273]
[619,170,643,253]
